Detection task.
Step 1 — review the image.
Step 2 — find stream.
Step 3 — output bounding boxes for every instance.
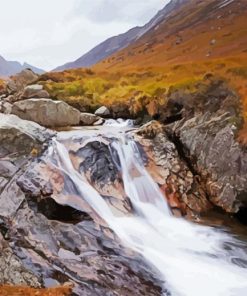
[46,120,247,296]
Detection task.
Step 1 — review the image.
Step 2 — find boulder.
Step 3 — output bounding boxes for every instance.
[7,69,39,94]
[0,113,54,157]
[171,112,247,213]
[95,106,110,117]
[0,101,12,114]
[0,113,54,218]
[22,84,50,99]
[80,112,100,126]
[11,99,81,127]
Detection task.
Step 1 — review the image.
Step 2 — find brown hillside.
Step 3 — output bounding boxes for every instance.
[40,0,247,134]
[94,0,247,71]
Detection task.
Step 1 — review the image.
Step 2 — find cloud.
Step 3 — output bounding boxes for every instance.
[0,0,167,70]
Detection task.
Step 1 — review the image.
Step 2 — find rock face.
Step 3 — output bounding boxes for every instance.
[0,114,54,217]
[11,99,81,127]
[171,112,247,213]
[0,116,164,295]
[95,106,110,117]
[0,114,54,287]
[154,79,247,216]
[0,233,40,287]
[135,121,211,218]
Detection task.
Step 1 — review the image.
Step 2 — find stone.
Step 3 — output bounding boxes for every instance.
[11,99,81,127]
[0,101,12,114]
[93,118,105,126]
[80,112,100,126]
[95,106,110,117]
[172,112,247,213]
[22,84,50,99]
[7,69,39,95]
[135,121,211,217]
[0,113,54,157]
[0,182,25,218]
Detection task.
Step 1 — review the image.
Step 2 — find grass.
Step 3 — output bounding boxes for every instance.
[40,55,247,117]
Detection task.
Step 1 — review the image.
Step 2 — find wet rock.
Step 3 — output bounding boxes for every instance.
[0,234,40,287]
[11,99,81,127]
[80,112,101,126]
[111,103,131,119]
[171,112,247,213]
[94,118,105,126]
[0,182,25,218]
[135,121,212,217]
[3,196,163,295]
[95,106,111,117]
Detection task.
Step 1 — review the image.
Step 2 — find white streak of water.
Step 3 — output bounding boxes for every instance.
[48,127,247,296]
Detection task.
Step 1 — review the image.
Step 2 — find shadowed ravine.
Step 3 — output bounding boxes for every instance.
[46,122,247,296]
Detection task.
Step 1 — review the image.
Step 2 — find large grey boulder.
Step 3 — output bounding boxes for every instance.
[171,112,247,213]
[11,98,81,127]
[0,113,53,157]
[95,106,110,117]
[22,84,50,99]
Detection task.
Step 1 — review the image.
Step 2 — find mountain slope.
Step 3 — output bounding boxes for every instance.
[40,0,247,133]
[54,0,186,72]
[94,0,247,71]
[0,55,44,77]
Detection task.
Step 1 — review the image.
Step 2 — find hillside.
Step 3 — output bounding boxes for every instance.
[0,55,44,77]
[95,0,247,70]
[41,0,247,135]
[54,0,185,72]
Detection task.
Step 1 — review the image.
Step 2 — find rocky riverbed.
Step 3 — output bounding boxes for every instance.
[0,70,247,295]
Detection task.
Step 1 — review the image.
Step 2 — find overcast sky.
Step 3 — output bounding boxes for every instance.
[0,0,168,71]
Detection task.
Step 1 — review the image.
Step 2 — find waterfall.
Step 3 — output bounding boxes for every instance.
[47,126,247,296]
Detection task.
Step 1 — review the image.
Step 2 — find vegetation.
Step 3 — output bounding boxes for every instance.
[40,56,247,118]
[38,0,247,135]
[0,285,72,296]
[0,79,6,94]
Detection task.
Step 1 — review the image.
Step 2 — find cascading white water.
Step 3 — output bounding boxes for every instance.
[48,125,247,296]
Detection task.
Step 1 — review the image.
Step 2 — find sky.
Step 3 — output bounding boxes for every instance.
[0,0,168,71]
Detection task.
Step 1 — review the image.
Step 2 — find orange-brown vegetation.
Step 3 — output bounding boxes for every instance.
[39,0,247,134]
[0,79,5,93]
[0,285,72,296]
[95,0,247,71]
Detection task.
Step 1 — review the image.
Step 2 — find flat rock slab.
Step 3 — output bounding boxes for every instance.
[0,182,25,218]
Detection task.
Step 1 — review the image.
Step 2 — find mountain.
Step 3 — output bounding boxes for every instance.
[54,0,185,72]
[41,0,247,129]
[94,0,247,71]
[0,55,44,77]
